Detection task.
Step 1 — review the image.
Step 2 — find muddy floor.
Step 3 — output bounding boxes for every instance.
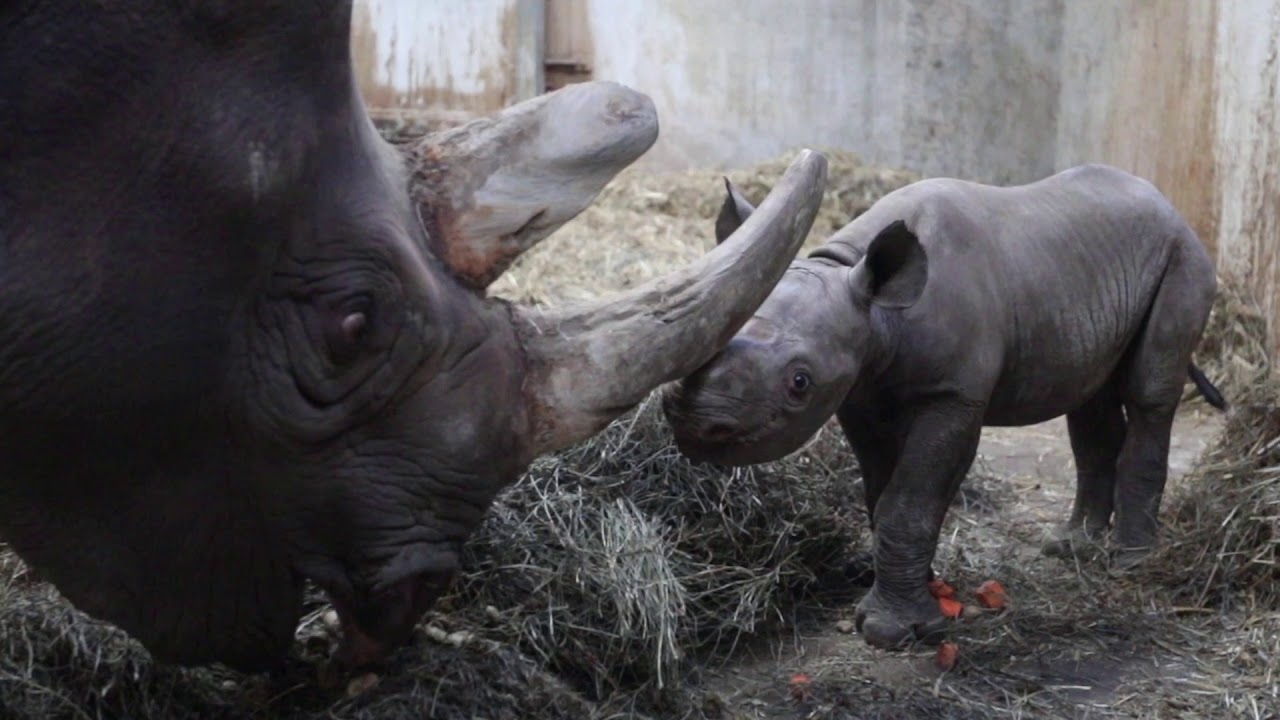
[697,407,1232,719]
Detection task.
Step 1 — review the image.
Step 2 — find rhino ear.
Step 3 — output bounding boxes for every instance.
[849,220,927,309]
[714,178,757,245]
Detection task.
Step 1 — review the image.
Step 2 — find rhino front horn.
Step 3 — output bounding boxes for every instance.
[517,149,828,455]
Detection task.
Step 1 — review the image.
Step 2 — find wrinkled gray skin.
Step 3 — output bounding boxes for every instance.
[0,1,827,672]
[664,165,1224,650]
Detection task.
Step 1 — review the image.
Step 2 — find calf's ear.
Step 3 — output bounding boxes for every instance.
[714,178,757,244]
[849,220,928,308]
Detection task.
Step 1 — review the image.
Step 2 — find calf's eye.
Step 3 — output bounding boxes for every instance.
[790,370,811,393]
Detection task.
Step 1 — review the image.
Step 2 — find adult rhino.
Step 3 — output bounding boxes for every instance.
[0,1,827,672]
[663,164,1224,650]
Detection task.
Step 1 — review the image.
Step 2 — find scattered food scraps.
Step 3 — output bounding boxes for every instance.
[928,579,956,599]
[935,642,959,671]
[789,673,812,703]
[937,596,964,619]
[974,580,1008,610]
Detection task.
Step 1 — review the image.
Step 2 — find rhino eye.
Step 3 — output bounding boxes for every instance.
[340,312,367,343]
[790,370,811,393]
[325,294,373,364]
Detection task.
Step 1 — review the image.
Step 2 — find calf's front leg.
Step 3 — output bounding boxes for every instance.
[854,396,984,648]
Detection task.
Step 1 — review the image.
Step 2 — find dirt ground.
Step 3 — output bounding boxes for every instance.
[697,408,1235,720]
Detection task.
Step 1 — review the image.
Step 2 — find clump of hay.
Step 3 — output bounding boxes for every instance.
[0,566,598,720]
[1150,274,1277,612]
[1148,376,1280,610]
[446,396,862,708]
[1185,276,1272,403]
[488,148,920,306]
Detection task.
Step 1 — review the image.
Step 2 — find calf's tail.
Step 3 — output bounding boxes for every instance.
[1187,363,1228,411]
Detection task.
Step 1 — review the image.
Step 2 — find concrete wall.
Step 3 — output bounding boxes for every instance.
[1054,1,1220,254]
[348,0,1280,359]
[351,0,544,124]
[583,0,1064,183]
[1214,1,1280,360]
[1054,0,1280,360]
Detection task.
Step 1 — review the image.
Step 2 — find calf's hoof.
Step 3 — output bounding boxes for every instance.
[854,588,948,649]
[1107,544,1154,574]
[1041,524,1106,560]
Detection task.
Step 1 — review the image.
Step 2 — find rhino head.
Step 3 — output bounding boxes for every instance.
[0,0,826,671]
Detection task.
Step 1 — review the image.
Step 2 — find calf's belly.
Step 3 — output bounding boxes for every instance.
[980,348,1130,427]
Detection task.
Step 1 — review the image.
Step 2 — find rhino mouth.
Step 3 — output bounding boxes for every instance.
[662,385,784,465]
[670,429,784,467]
[321,568,454,668]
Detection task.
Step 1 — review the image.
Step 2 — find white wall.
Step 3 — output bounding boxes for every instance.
[583,0,1064,183]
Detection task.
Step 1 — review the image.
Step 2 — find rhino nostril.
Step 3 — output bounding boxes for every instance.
[703,422,739,442]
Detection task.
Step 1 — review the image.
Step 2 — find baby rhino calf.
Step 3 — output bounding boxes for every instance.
[662,164,1225,650]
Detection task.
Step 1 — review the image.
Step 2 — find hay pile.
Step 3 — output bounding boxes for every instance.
[0,404,861,720]
[1184,277,1273,405]
[448,397,860,707]
[488,148,920,305]
[0,549,601,719]
[1157,380,1278,612]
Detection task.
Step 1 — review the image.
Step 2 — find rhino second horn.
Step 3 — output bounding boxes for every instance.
[398,81,659,290]
[516,149,828,455]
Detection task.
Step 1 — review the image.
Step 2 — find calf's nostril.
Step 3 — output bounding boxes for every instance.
[703,422,739,442]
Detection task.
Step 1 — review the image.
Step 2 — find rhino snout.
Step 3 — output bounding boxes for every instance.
[328,566,455,669]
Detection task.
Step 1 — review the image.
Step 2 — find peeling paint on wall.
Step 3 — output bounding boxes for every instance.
[1214,0,1280,359]
[1056,1,1220,256]
[351,0,544,123]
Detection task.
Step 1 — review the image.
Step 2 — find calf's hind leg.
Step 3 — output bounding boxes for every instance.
[1111,400,1176,569]
[1111,250,1215,569]
[1042,384,1126,558]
